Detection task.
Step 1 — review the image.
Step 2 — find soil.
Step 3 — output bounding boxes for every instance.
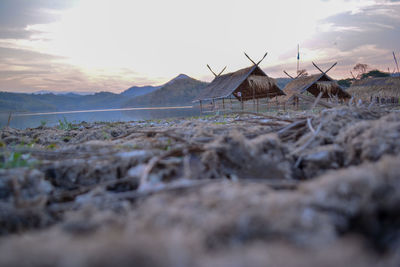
[0,106,400,267]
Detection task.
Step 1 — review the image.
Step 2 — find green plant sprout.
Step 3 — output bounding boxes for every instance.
[0,152,36,169]
[57,117,77,131]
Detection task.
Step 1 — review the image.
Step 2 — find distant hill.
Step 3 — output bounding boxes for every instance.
[0,92,59,112]
[0,91,127,112]
[0,74,208,112]
[165,74,191,84]
[32,90,95,95]
[123,74,207,107]
[121,74,192,97]
[121,85,161,97]
[275,78,292,89]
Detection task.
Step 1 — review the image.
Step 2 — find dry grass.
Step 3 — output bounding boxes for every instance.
[347,76,400,100]
[316,81,342,95]
[247,75,277,90]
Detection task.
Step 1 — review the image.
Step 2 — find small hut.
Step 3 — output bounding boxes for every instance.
[195,53,285,112]
[280,62,350,108]
[347,76,400,103]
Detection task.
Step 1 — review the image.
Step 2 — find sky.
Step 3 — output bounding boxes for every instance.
[0,0,399,93]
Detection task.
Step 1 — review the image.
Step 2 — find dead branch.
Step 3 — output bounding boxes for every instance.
[307,118,316,134]
[311,92,324,110]
[7,112,12,127]
[291,122,323,156]
[236,111,294,123]
[348,96,354,107]
[140,146,205,187]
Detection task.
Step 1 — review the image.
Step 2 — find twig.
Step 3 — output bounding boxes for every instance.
[368,101,374,110]
[48,179,220,213]
[140,146,204,187]
[291,122,323,156]
[237,111,294,123]
[295,155,303,168]
[0,148,111,161]
[48,177,301,214]
[118,179,218,200]
[348,97,354,107]
[311,92,323,110]
[48,174,142,203]
[234,119,289,127]
[277,120,307,135]
[7,112,12,127]
[113,129,194,145]
[111,130,137,140]
[307,118,316,134]
[236,179,298,190]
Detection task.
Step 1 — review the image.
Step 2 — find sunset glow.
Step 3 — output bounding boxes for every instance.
[0,0,399,92]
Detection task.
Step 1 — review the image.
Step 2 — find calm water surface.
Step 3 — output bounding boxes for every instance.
[0,106,200,129]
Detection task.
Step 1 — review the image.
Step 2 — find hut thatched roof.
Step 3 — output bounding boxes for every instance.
[347,76,400,98]
[281,73,350,101]
[195,65,285,102]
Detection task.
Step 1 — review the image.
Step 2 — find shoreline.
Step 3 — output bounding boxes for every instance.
[9,105,195,117]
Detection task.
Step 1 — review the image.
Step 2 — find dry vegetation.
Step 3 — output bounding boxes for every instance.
[347,76,400,100]
[0,104,400,266]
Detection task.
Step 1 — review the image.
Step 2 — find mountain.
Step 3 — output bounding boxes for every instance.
[32,90,95,95]
[121,74,192,97]
[0,92,60,112]
[0,74,208,112]
[0,91,126,112]
[121,85,161,97]
[166,74,191,84]
[123,74,207,107]
[275,78,292,89]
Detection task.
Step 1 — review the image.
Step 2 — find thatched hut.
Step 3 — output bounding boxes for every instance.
[347,76,400,102]
[282,73,350,102]
[195,65,285,103]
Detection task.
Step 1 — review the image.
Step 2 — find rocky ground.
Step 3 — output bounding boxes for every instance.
[0,105,400,267]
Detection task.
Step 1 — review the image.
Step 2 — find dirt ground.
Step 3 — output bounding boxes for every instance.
[0,105,400,267]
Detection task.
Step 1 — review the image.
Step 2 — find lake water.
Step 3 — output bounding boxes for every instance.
[0,106,201,129]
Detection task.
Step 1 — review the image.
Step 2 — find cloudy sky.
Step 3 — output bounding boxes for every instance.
[0,0,399,93]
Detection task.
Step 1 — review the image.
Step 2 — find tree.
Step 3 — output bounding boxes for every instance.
[352,63,369,79]
[361,69,390,79]
[297,69,308,77]
[337,78,353,88]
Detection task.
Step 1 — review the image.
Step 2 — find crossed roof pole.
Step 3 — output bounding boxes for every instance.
[206,51,269,78]
[283,61,338,80]
[244,51,268,67]
[206,64,226,78]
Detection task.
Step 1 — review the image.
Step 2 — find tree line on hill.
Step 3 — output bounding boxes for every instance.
[339,63,390,88]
